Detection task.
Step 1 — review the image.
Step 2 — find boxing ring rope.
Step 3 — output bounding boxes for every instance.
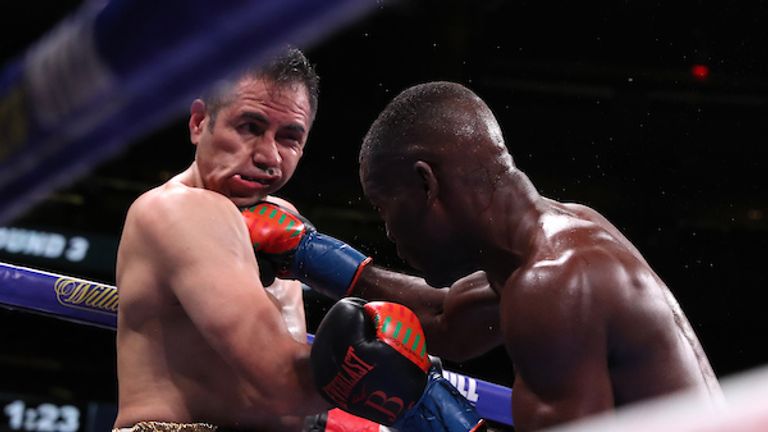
[0,0,378,224]
[0,262,515,427]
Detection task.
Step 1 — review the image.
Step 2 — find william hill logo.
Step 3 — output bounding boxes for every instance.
[53,277,118,313]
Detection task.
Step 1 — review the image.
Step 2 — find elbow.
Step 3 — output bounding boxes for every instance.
[261,376,323,417]
[255,343,321,416]
[425,328,501,362]
[264,394,304,416]
[424,320,485,362]
[247,373,309,416]
[430,342,478,363]
[444,350,477,363]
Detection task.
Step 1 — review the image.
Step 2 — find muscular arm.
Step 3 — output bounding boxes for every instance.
[134,190,327,416]
[507,264,614,431]
[351,266,502,362]
[241,199,501,360]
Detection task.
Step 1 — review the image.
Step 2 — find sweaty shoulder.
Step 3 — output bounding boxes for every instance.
[512,205,654,311]
[121,182,251,273]
[560,201,647,260]
[503,209,652,356]
[127,182,238,237]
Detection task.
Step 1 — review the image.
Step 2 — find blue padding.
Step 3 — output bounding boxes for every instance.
[0,262,116,329]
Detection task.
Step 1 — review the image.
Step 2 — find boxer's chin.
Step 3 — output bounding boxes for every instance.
[230,196,264,208]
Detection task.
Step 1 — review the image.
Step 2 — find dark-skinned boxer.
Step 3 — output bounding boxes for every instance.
[244,81,722,431]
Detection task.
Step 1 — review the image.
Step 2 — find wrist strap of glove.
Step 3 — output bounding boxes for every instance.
[291,231,372,299]
[392,367,486,432]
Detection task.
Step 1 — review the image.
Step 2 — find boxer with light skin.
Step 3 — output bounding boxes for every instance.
[115,49,484,432]
[114,49,324,431]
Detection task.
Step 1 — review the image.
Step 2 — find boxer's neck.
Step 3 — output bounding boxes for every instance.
[471,168,544,288]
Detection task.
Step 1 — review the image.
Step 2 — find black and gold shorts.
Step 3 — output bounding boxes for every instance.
[113,422,218,432]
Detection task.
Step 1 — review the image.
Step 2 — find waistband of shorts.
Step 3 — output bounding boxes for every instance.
[112,422,218,432]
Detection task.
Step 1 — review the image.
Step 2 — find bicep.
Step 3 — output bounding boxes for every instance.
[513,333,613,407]
[146,196,298,366]
[172,251,280,353]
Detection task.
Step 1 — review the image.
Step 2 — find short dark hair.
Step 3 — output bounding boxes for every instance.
[361,81,489,165]
[203,47,320,127]
[360,81,512,195]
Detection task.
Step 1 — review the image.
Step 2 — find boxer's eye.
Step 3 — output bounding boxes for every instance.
[276,132,302,149]
[239,122,264,136]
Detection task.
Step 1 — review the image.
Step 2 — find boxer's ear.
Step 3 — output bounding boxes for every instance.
[189,99,207,145]
[413,161,438,207]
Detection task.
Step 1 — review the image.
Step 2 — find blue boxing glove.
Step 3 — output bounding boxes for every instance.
[311,297,486,432]
[393,366,486,432]
[241,201,371,298]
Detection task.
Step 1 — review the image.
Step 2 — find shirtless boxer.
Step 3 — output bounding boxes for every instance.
[113,48,325,431]
[248,81,722,431]
[114,49,483,432]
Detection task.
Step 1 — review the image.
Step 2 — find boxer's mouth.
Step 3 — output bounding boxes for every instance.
[238,174,273,185]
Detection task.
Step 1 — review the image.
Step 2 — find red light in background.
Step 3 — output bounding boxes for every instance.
[691,64,710,81]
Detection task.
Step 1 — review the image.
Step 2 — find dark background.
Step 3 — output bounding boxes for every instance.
[1,0,767,428]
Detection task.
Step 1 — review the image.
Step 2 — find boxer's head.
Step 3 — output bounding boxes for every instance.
[189,48,319,206]
[360,81,513,286]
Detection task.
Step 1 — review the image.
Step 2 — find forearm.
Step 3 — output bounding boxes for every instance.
[246,338,330,416]
[351,266,502,361]
[283,343,332,416]
[240,201,502,359]
[352,265,445,320]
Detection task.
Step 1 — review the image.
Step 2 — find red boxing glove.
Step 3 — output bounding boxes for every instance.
[304,409,382,432]
[242,202,371,297]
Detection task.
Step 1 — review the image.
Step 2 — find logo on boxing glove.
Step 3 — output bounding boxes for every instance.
[322,346,375,410]
[311,298,430,425]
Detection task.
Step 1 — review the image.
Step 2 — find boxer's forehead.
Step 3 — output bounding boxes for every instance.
[360,154,404,185]
[359,162,384,203]
[228,77,311,128]
[360,163,401,210]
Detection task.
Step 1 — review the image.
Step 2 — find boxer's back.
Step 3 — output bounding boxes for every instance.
[114,182,303,431]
